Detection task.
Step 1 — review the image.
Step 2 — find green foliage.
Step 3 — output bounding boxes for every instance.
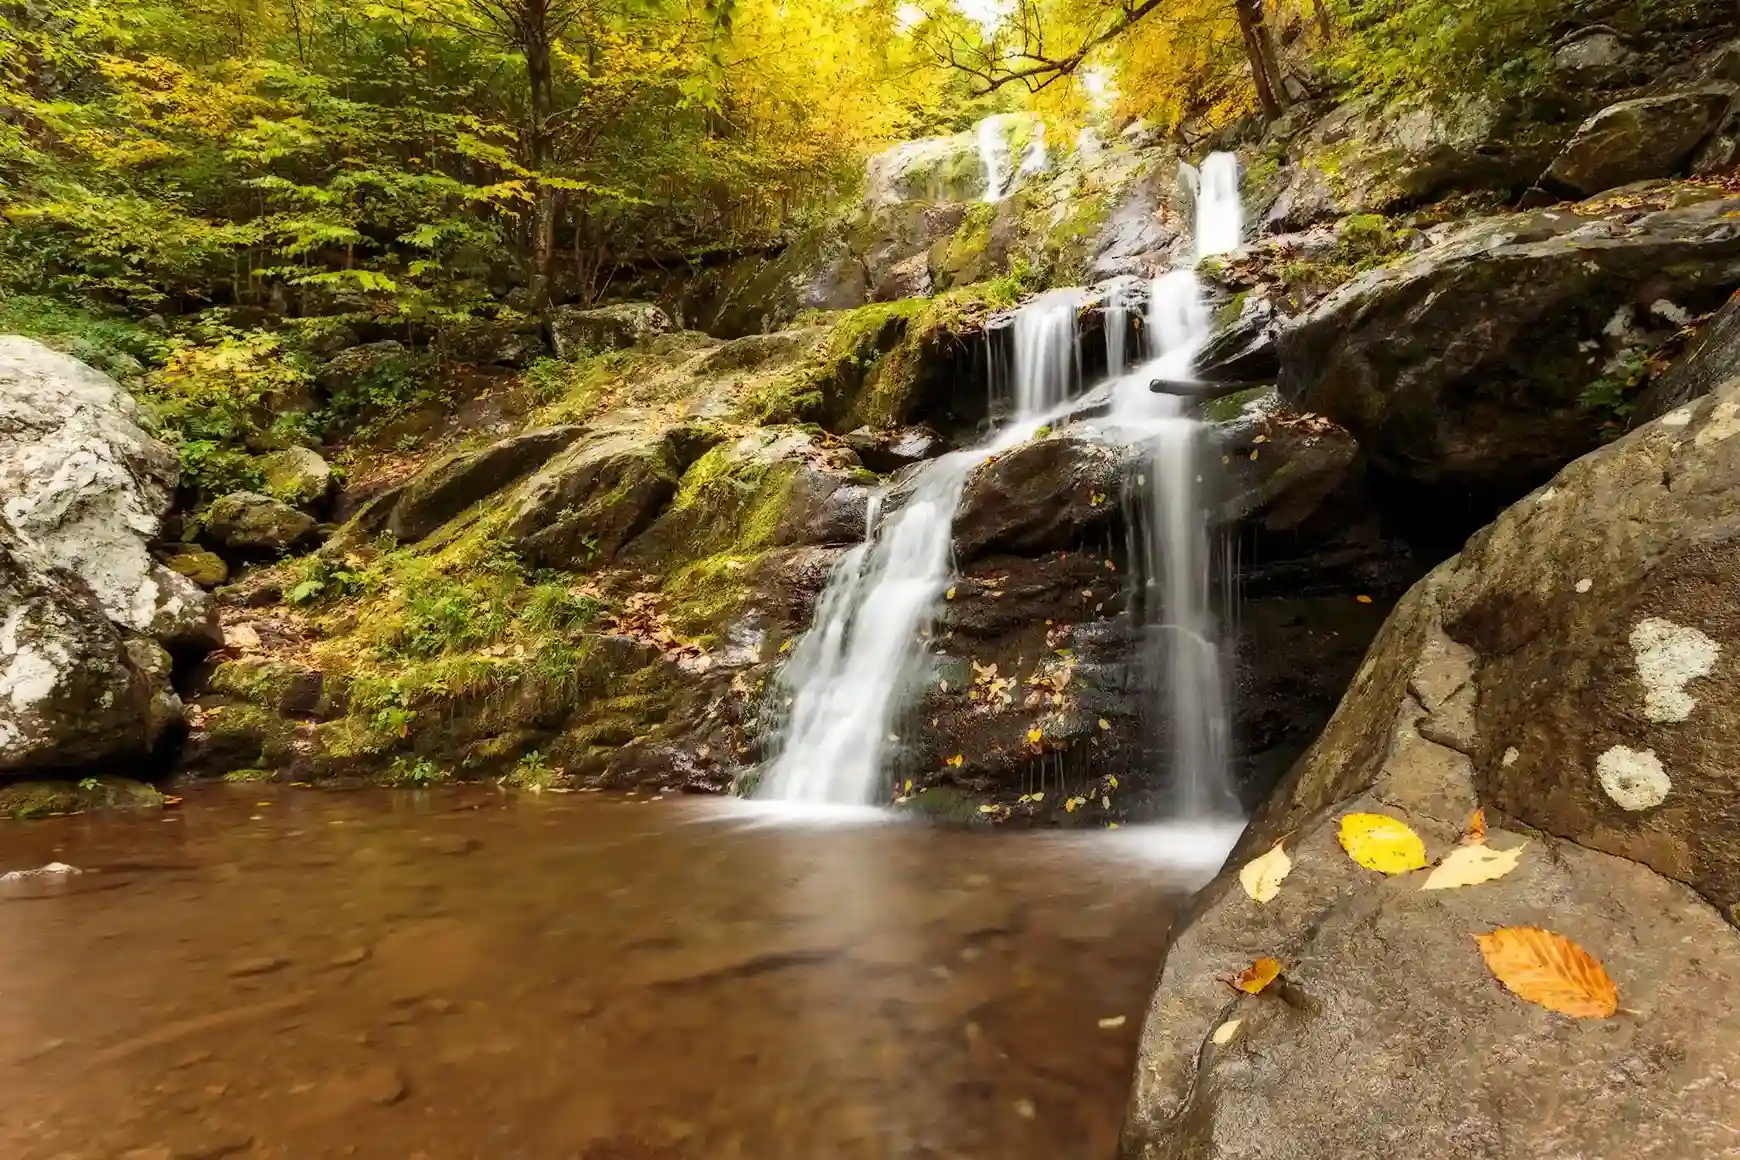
[287,555,369,606]
[1580,347,1650,425]
[1331,0,1568,102]
[385,756,450,787]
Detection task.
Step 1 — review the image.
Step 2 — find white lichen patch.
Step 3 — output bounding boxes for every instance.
[1694,398,1740,448]
[1630,616,1719,723]
[1575,578,1592,594]
[1649,299,1691,326]
[1660,406,1695,428]
[1595,745,1670,811]
[1501,746,1519,767]
[1,644,64,712]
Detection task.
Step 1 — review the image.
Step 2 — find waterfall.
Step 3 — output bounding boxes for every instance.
[1111,151,1243,819]
[1103,283,1131,379]
[757,293,1085,805]
[979,115,1011,204]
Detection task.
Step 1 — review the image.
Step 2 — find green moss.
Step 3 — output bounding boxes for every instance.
[746,298,930,427]
[203,702,301,765]
[1200,385,1275,425]
[931,201,1001,290]
[0,777,165,820]
[222,767,278,783]
[891,785,987,825]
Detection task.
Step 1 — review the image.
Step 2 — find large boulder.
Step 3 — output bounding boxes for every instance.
[1120,348,1740,1159]
[385,425,585,544]
[954,435,1128,561]
[1541,88,1732,197]
[204,491,317,552]
[864,129,989,208]
[548,302,672,359]
[507,426,703,568]
[0,518,169,772]
[1277,194,1740,502]
[0,336,218,651]
[260,446,334,511]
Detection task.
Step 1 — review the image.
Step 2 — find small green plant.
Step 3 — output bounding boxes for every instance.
[503,749,566,791]
[287,555,368,605]
[1580,347,1651,429]
[386,756,449,787]
[222,767,276,783]
[77,777,100,792]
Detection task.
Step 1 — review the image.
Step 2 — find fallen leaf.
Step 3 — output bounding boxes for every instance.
[779,640,792,653]
[1233,957,1281,995]
[1423,842,1527,890]
[903,779,913,794]
[1462,806,1487,845]
[1100,796,1110,809]
[1097,1015,1126,1029]
[1252,434,1268,444]
[945,587,957,601]
[1097,718,1111,730]
[1238,839,1293,903]
[978,804,997,814]
[1065,797,1077,813]
[1107,776,1118,789]
[1338,813,1428,874]
[1211,1018,1242,1045]
[1030,791,1044,802]
[1248,449,1259,461]
[1474,927,1618,1018]
[1355,594,1373,604]
[1026,727,1043,745]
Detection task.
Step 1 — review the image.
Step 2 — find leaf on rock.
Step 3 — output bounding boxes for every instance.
[1232,957,1281,995]
[1026,727,1043,745]
[1238,839,1292,903]
[1463,806,1487,845]
[1474,927,1618,1018]
[1422,842,1526,891]
[1211,1018,1242,1045]
[1338,813,1428,874]
[946,754,964,768]
[1097,717,1111,730]
[945,587,957,601]
[1355,594,1373,604]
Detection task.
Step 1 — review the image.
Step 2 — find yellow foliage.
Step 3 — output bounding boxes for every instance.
[1337,813,1428,874]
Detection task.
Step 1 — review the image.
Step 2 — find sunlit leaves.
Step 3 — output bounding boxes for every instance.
[1338,812,1428,875]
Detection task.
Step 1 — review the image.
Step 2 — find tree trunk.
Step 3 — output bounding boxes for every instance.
[1233,0,1286,119]
[1310,0,1335,41]
[523,10,557,312]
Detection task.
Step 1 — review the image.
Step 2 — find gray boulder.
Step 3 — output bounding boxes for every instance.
[1542,89,1732,197]
[864,129,989,207]
[1277,194,1740,500]
[260,446,334,510]
[384,426,585,544]
[205,491,317,552]
[0,336,218,651]
[315,340,407,393]
[548,302,672,359]
[0,518,168,772]
[1121,354,1740,1159]
[507,426,698,568]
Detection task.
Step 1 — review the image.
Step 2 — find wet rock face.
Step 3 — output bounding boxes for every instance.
[1541,89,1732,197]
[1122,338,1740,1160]
[0,336,218,652]
[1277,195,1740,505]
[954,436,1129,562]
[0,518,163,772]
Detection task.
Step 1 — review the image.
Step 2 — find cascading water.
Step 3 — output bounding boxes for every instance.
[1111,151,1244,820]
[758,293,1085,805]
[978,115,1012,204]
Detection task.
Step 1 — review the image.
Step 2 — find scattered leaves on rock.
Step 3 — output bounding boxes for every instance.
[1239,839,1293,903]
[1474,927,1618,1019]
[1211,1018,1242,1045]
[1338,812,1428,874]
[1462,806,1487,845]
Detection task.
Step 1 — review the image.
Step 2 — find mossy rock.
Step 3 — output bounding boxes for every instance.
[164,548,229,588]
[0,777,165,820]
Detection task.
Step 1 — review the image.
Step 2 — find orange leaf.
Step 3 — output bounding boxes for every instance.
[1232,957,1281,995]
[1474,927,1618,1019]
[1462,807,1487,845]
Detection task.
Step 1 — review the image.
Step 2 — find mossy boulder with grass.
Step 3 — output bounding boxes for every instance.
[205,491,317,553]
[260,446,334,511]
[0,776,165,820]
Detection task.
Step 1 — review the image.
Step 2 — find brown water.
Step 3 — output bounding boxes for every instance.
[0,787,1231,1160]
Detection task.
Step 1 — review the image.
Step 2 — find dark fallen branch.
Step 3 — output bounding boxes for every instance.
[1148,377,1271,400]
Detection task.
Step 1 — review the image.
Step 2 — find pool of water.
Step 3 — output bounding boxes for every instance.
[0,786,1235,1160]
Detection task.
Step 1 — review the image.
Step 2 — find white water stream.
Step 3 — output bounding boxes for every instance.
[760,152,1245,820]
[757,293,1084,805]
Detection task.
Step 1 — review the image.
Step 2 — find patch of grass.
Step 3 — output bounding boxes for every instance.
[384,756,450,787]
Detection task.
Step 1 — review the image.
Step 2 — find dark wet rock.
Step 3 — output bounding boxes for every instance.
[384,425,585,544]
[508,427,706,569]
[549,302,672,358]
[441,315,545,368]
[163,549,229,589]
[0,517,172,774]
[205,492,317,552]
[0,336,218,652]
[1089,157,1187,279]
[954,436,1128,562]
[1276,195,1740,503]
[1197,294,1281,384]
[1122,365,1740,1159]
[1551,27,1644,86]
[841,425,944,473]
[1636,290,1740,421]
[1541,89,1732,197]
[260,446,334,511]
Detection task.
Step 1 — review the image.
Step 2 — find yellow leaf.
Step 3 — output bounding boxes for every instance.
[945,587,957,600]
[1238,839,1292,903]
[1211,1018,1242,1045]
[1026,728,1043,745]
[1097,1014,1126,1029]
[978,804,997,814]
[1108,776,1119,789]
[1252,434,1268,444]
[779,640,792,653]
[903,779,913,794]
[1338,813,1428,874]
[1233,957,1281,995]
[1031,791,1044,802]
[1355,594,1373,604]
[946,753,964,767]
[1248,449,1259,460]
[1474,927,1618,1018]
[1098,717,1111,730]
[1065,797,1077,812]
[1423,842,1527,890]
[1462,806,1487,845]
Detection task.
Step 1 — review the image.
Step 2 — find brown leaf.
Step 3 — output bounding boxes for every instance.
[1474,927,1618,1018]
[1231,957,1281,995]
[1462,807,1487,845]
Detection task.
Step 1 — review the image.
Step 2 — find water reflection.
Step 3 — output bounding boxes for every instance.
[0,786,1226,1159]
